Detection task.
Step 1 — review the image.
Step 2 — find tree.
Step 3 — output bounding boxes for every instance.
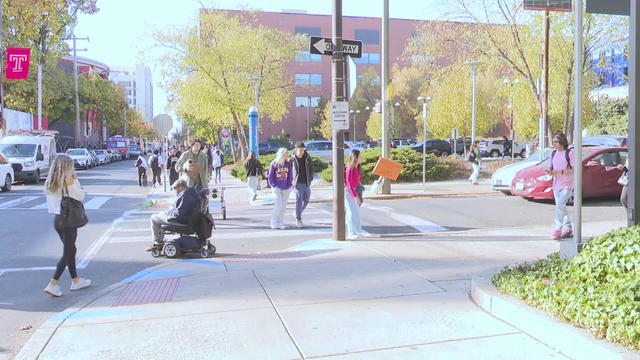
[587,97,628,135]
[79,73,128,131]
[366,111,382,140]
[309,97,328,139]
[153,10,304,159]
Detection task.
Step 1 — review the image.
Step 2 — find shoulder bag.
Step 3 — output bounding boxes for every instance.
[60,185,88,228]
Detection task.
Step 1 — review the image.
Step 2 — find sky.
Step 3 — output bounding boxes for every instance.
[74,0,447,124]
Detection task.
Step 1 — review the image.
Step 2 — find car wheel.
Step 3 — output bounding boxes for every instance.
[490,150,500,158]
[500,190,512,196]
[2,174,11,192]
[520,149,526,158]
[440,150,450,157]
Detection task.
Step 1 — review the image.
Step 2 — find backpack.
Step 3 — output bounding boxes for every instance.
[150,155,159,169]
[550,149,572,171]
[467,151,477,162]
[135,158,142,168]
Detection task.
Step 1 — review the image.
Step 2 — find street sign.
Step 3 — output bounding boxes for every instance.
[220,128,230,139]
[5,48,31,80]
[524,0,571,11]
[346,56,357,99]
[309,36,362,58]
[331,101,349,130]
[586,0,629,15]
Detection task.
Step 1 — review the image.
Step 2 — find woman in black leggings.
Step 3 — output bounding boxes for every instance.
[43,155,91,297]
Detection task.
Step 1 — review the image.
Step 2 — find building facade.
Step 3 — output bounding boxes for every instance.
[109,64,154,123]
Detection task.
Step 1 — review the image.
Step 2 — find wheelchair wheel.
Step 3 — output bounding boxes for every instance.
[164,243,179,258]
[222,206,227,220]
[208,244,216,255]
[200,248,209,258]
[151,248,161,258]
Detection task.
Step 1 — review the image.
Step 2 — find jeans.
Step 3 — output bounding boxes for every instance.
[345,190,363,237]
[247,176,259,198]
[151,213,172,244]
[271,187,291,227]
[152,168,162,186]
[553,188,573,231]
[469,162,480,183]
[138,167,147,187]
[621,185,630,220]
[294,183,311,220]
[53,215,78,281]
[214,167,222,184]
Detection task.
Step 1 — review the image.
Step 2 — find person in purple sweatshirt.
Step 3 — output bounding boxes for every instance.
[268,148,293,229]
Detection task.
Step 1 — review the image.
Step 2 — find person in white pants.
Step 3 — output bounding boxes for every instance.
[267,148,293,229]
[468,141,480,185]
[244,151,263,202]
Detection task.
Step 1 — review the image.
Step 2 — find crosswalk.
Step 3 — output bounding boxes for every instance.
[0,194,118,210]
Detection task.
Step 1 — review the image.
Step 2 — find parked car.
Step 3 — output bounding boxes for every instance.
[344,141,365,150]
[106,149,119,162]
[411,139,452,156]
[391,138,416,149]
[0,152,14,192]
[479,138,527,158]
[113,149,124,161]
[89,150,99,167]
[258,142,280,155]
[448,137,472,155]
[583,135,627,147]
[66,148,93,170]
[491,148,553,195]
[127,143,142,159]
[511,146,626,200]
[0,133,57,183]
[305,140,354,163]
[93,149,110,165]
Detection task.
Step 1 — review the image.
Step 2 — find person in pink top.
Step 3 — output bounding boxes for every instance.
[345,150,363,239]
[546,132,574,240]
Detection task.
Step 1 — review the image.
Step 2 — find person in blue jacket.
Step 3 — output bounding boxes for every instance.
[148,179,200,250]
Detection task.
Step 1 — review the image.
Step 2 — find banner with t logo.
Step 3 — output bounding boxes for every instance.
[5,48,31,80]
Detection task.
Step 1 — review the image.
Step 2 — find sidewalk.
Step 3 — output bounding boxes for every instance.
[15,170,637,359]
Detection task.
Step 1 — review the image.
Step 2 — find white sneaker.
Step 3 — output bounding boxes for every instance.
[296,220,303,229]
[279,225,288,230]
[270,225,278,230]
[44,283,62,297]
[346,234,362,240]
[70,278,92,291]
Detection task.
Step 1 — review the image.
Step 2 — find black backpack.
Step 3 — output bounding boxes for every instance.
[150,155,159,169]
[550,149,572,171]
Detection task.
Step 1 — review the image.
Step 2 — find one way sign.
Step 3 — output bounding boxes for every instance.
[309,36,362,58]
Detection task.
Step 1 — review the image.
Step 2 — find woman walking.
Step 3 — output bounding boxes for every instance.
[245,151,263,202]
[213,149,224,184]
[618,159,630,219]
[43,155,91,297]
[468,141,480,185]
[345,150,364,239]
[547,132,574,240]
[268,148,292,229]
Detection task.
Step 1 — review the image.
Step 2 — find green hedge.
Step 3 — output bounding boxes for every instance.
[493,226,640,350]
[319,147,453,184]
[230,153,328,182]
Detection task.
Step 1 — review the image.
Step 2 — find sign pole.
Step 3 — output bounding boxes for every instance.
[332,0,346,240]
[630,0,640,226]
[381,0,391,194]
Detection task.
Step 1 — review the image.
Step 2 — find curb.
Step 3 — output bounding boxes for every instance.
[470,276,638,360]
[302,191,498,204]
[14,261,178,360]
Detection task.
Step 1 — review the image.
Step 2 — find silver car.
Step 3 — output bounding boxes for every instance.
[305,140,354,164]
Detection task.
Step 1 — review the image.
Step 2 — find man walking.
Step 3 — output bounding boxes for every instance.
[291,141,313,228]
[149,150,164,187]
[175,139,210,190]
[135,153,149,187]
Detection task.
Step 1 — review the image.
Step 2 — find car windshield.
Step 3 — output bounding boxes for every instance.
[0,144,36,157]
[525,149,552,162]
[538,149,595,167]
[67,149,86,156]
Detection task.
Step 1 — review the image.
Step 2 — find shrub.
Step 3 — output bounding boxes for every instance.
[230,152,328,182]
[493,226,640,350]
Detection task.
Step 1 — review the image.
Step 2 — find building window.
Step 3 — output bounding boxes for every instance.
[295,73,322,85]
[355,29,380,45]
[354,53,380,64]
[296,51,322,63]
[295,26,321,37]
[295,96,321,107]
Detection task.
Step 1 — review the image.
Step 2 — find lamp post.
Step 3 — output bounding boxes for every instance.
[465,61,483,144]
[349,110,360,141]
[307,96,311,140]
[392,102,400,139]
[503,78,520,161]
[418,96,431,189]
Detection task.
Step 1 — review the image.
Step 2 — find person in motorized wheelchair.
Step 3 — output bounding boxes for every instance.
[147,179,200,251]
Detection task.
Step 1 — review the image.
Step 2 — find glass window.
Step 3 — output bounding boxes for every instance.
[295,26,321,37]
[354,54,369,64]
[295,74,322,85]
[296,51,321,63]
[355,29,380,44]
[310,74,322,85]
[0,144,36,157]
[369,53,380,64]
[295,74,308,85]
[295,97,321,107]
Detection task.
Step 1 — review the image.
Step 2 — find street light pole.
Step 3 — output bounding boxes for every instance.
[381,0,391,194]
[307,96,311,140]
[465,61,483,144]
[418,96,431,189]
[332,0,346,240]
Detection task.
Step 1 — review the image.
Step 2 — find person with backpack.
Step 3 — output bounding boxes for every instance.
[135,153,149,187]
[467,141,480,185]
[167,148,181,186]
[245,151,263,202]
[149,150,164,187]
[213,149,224,184]
[546,132,574,240]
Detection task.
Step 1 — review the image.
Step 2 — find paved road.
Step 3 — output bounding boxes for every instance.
[1,165,626,359]
[0,160,166,359]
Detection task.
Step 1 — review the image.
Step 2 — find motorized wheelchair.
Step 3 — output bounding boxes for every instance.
[150,187,216,259]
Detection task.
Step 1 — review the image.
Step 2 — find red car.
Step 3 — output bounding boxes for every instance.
[511,147,627,200]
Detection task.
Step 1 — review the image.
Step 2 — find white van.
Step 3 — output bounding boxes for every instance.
[0,133,57,183]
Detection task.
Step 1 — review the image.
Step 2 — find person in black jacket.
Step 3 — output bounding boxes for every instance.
[148,179,199,250]
[292,141,314,228]
[245,151,263,202]
[167,148,181,185]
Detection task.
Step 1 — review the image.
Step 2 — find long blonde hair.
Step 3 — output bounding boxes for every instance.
[347,150,361,169]
[273,148,289,166]
[45,155,74,194]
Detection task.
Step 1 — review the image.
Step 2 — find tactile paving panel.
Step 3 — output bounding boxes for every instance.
[113,278,180,306]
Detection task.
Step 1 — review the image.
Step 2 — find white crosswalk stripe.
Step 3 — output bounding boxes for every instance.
[84,196,111,210]
[0,195,115,210]
[0,196,39,209]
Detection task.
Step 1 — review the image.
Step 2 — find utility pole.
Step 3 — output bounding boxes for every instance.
[381,0,391,194]
[465,61,482,144]
[307,96,311,140]
[0,0,5,137]
[543,10,551,146]
[64,34,89,147]
[332,0,346,240]
[631,0,640,227]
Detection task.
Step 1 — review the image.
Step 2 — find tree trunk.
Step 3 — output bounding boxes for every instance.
[563,64,574,142]
[231,111,248,160]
